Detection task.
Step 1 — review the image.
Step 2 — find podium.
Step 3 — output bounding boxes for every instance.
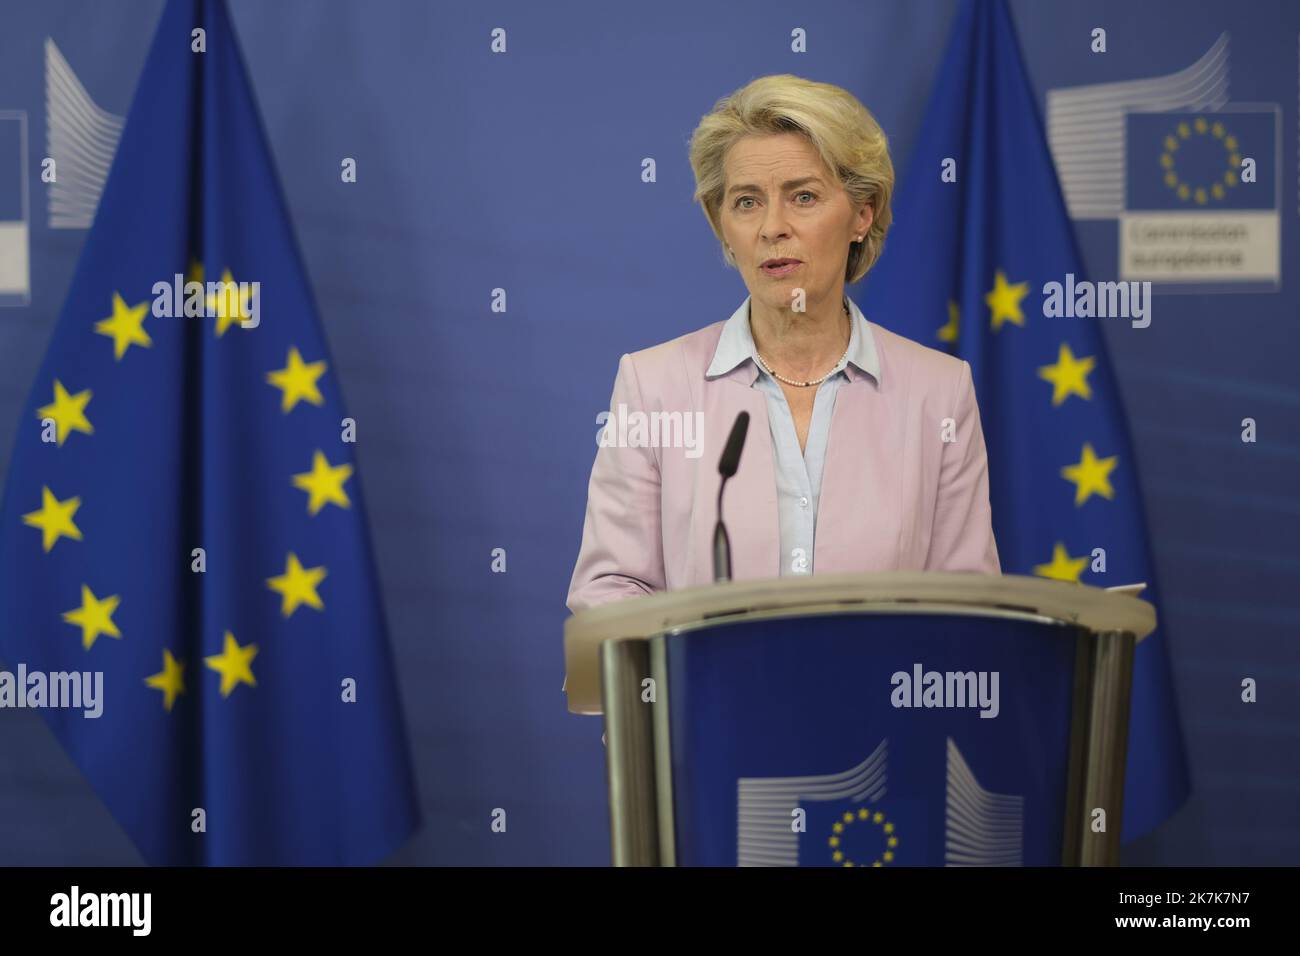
[563,572,1154,867]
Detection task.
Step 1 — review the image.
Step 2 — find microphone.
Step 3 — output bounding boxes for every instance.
[713,411,750,582]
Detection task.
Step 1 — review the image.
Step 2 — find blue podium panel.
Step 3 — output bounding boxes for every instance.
[666,613,1080,867]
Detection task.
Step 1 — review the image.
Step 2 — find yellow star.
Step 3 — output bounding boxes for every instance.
[857,807,870,819]
[1033,542,1089,582]
[832,850,844,862]
[145,649,186,711]
[22,486,82,552]
[828,836,840,847]
[36,380,93,446]
[94,292,152,360]
[186,259,204,285]
[266,552,327,617]
[266,347,327,413]
[842,812,854,823]
[292,450,353,515]
[883,850,894,862]
[206,269,256,337]
[873,811,884,824]
[1061,442,1119,506]
[883,822,894,834]
[1037,343,1095,406]
[985,269,1030,332]
[938,299,959,344]
[205,631,258,697]
[832,822,844,834]
[61,584,122,650]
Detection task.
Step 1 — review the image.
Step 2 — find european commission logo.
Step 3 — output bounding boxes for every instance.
[0,111,29,306]
[1121,108,1280,289]
[736,739,1023,867]
[1044,33,1280,293]
[0,40,126,307]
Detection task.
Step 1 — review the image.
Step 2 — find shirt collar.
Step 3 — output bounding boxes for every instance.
[705,294,881,385]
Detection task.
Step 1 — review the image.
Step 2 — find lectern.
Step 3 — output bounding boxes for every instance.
[563,572,1154,867]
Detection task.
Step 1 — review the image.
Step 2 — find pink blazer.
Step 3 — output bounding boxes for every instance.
[566,298,1001,612]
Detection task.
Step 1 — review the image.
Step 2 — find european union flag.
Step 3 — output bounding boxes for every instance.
[862,0,1190,842]
[0,0,419,864]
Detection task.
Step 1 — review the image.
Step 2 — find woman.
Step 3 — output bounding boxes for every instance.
[567,74,1000,613]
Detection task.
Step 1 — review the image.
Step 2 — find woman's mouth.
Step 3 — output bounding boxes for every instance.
[761,259,802,277]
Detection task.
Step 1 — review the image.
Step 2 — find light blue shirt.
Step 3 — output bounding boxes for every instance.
[704,296,882,576]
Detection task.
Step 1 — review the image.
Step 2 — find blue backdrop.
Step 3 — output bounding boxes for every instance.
[0,0,1296,865]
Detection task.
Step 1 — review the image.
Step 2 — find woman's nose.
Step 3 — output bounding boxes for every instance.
[761,207,791,242]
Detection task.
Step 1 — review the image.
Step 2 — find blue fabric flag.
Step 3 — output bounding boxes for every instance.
[862,0,1190,841]
[0,0,419,864]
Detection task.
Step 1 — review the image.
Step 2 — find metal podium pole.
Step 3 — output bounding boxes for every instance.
[1062,628,1137,865]
[600,638,664,866]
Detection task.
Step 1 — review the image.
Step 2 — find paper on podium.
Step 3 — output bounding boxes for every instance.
[1105,582,1147,597]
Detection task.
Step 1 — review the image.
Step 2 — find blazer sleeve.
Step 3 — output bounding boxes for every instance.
[925,359,1002,574]
[566,353,668,612]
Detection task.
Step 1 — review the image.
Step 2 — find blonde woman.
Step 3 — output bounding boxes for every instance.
[568,74,999,612]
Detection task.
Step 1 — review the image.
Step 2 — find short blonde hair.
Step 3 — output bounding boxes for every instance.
[688,74,894,284]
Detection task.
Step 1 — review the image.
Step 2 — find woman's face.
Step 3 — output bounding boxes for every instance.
[720,132,873,315]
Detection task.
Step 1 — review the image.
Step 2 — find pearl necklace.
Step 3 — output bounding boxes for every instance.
[755,303,852,388]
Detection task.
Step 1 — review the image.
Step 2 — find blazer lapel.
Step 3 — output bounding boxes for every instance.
[815,373,906,573]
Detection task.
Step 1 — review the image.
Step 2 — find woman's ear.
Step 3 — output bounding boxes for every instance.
[857,200,875,238]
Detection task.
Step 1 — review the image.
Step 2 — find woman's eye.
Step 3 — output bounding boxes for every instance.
[735,192,815,209]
